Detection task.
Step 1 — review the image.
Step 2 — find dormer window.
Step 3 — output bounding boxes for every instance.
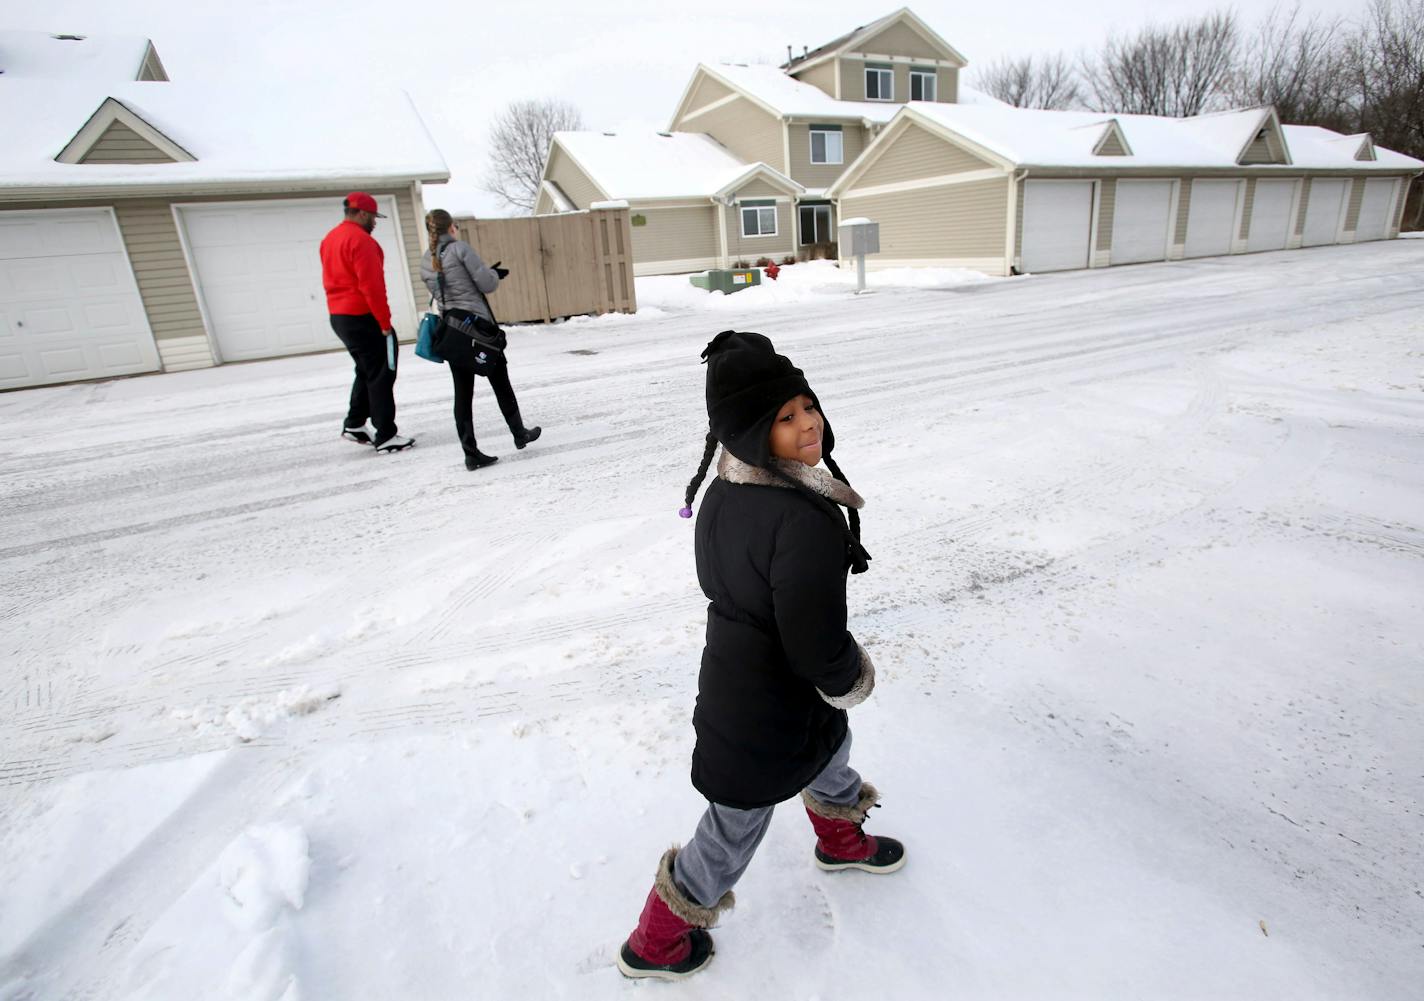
[865,64,893,101]
[910,67,936,101]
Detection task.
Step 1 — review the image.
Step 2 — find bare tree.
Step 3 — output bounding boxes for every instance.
[1351,0,1424,225]
[1082,10,1239,117]
[1228,4,1352,130]
[975,53,1081,109]
[482,99,584,214]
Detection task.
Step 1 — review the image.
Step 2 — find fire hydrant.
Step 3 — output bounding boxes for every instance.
[765,261,781,280]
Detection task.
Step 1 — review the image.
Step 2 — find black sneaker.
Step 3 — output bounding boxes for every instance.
[513,426,542,449]
[465,451,499,470]
[342,424,374,445]
[616,929,714,980]
[814,835,906,874]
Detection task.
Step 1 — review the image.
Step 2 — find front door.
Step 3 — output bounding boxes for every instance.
[799,204,833,246]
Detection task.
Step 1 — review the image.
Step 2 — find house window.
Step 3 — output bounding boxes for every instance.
[741,200,778,237]
[865,64,893,101]
[809,125,844,165]
[910,68,936,101]
[799,204,833,245]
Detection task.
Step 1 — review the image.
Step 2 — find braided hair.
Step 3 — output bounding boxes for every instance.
[679,429,718,518]
[426,209,454,274]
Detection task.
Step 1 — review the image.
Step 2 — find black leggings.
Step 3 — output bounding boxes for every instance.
[449,359,523,457]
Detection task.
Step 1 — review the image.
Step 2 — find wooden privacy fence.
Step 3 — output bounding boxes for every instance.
[452,206,636,323]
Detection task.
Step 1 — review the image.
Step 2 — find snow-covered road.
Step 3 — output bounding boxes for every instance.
[2,245,1422,1000]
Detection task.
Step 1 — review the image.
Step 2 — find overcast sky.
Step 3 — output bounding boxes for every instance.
[15,0,1374,216]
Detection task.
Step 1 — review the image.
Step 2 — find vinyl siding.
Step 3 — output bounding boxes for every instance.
[138,45,168,81]
[392,186,425,312]
[1239,179,1257,238]
[1173,179,1192,245]
[858,21,946,60]
[1240,128,1285,165]
[81,121,175,164]
[545,146,604,209]
[793,60,838,99]
[630,205,718,263]
[1097,130,1128,156]
[841,177,1008,259]
[726,201,795,260]
[681,74,736,119]
[690,97,782,171]
[734,179,789,198]
[1096,179,1115,252]
[788,123,868,189]
[1294,178,1312,235]
[1014,180,1026,258]
[1344,178,1366,231]
[851,123,990,190]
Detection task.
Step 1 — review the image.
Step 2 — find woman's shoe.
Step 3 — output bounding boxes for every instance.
[465,451,499,470]
[803,783,906,874]
[617,848,731,980]
[513,426,542,449]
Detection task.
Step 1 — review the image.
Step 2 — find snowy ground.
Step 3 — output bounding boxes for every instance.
[2,246,1422,1000]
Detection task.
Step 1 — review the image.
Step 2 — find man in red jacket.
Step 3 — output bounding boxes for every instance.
[320,192,413,452]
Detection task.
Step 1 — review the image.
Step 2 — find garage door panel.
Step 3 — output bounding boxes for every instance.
[1246,180,1296,253]
[0,354,26,379]
[52,219,123,256]
[1022,181,1094,273]
[1302,179,1347,247]
[1355,179,1397,242]
[181,197,411,364]
[98,341,147,367]
[39,347,90,378]
[1184,180,1239,258]
[1111,180,1173,264]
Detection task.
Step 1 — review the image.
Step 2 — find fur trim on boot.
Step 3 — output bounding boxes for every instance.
[655,847,735,927]
[818,644,876,709]
[802,782,881,825]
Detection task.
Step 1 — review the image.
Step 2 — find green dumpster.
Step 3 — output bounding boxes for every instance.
[689,269,761,294]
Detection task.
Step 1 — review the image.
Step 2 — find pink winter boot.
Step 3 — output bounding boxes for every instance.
[803,783,906,873]
[618,847,734,980]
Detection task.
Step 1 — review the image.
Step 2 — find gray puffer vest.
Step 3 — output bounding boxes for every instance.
[420,235,499,324]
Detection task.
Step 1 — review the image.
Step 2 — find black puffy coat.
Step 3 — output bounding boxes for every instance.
[690,451,874,809]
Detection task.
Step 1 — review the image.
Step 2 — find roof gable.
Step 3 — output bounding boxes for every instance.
[785,8,967,75]
[1090,119,1132,156]
[1354,134,1377,161]
[0,30,161,80]
[1236,107,1291,165]
[56,97,196,164]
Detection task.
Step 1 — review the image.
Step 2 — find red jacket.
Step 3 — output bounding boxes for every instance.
[320,220,392,329]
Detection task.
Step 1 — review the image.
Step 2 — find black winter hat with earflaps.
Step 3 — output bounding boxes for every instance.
[680,330,870,573]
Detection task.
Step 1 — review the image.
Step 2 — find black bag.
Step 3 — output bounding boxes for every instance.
[432,244,508,371]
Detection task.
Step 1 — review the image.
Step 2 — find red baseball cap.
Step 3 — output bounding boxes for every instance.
[344,192,386,217]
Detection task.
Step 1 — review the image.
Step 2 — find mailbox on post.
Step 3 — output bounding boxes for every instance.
[838,217,879,293]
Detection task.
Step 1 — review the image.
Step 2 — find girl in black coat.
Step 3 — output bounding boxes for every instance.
[618,330,904,980]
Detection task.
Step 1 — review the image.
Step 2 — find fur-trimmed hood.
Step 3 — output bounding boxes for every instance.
[717,450,865,510]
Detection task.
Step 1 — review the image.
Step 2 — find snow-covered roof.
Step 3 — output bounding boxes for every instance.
[697,64,901,124]
[893,102,1424,171]
[0,30,154,80]
[0,79,449,192]
[552,130,800,201]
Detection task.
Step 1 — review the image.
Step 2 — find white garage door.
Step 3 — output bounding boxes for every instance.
[1110,180,1174,265]
[179,197,414,364]
[1021,181,1095,273]
[1183,180,1240,259]
[0,208,159,390]
[1302,179,1348,247]
[1355,178,1400,243]
[1245,179,1297,253]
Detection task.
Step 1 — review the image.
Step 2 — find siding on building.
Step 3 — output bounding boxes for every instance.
[80,121,175,164]
[725,200,795,261]
[545,146,605,210]
[1014,179,1026,258]
[691,97,784,172]
[1096,179,1116,252]
[684,73,736,114]
[1294,178,1313,235]
[841,177,1008,261]
[1239,179,1257,239]
[857,22,946,60]
[1344,177,1366,231]
[630,205,718,264]
[1173,179,1193,245]
[793,60,838,99]
[788,122,868,189]
[850,122,991,190]
[1097,130,1128,156]
[735,179,790,199]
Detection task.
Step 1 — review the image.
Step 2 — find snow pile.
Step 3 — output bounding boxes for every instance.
[173,686,340,743]
[120,823,311,1001]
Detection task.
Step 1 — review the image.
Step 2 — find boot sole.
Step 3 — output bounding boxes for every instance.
[616,936,714,980]
[814,854,907,874]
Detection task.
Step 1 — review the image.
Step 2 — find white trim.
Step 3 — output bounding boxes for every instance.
[540,178,575,212]
[809,125,845,166]
[784,8,968,74]
[689,64,787,122]
[1005,171,1022,269]
[849,53,959,68]
[170,194,418,364]
[548,139,614,202]
[843,167,1005,200]
[1166,178,1182,255]
[834,60,842,100]
[713,163,804,200]
[678,91,742,124]
[56,97,197,164]
[739,203,779,238]
[783,122,792,175]
[864,64,894,102]
[734,195,794,204]
[909,67,937,102]
[717,204,728,265]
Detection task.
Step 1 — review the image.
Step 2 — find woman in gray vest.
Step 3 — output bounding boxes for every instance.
[421,209,541,470]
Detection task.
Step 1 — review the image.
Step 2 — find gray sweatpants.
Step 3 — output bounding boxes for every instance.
[673,730,864,908]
